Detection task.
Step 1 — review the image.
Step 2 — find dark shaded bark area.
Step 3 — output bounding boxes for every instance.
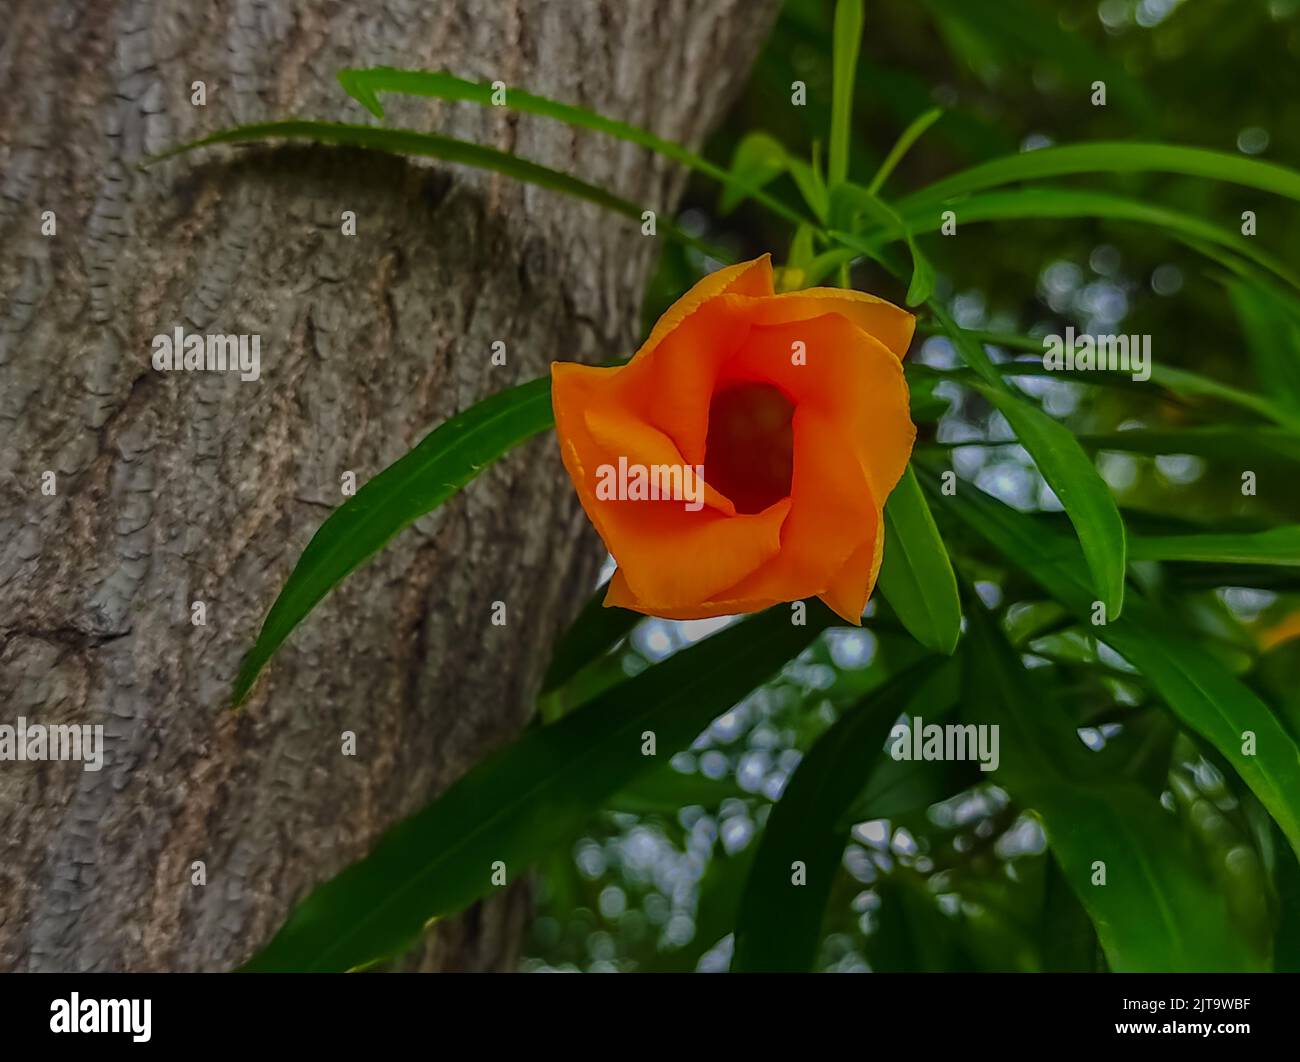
[0,0,778,971]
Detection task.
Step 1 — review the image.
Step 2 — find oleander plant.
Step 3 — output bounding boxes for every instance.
[162,0,1300,972]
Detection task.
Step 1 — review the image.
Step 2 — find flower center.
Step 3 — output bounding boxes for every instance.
[704,381,795,515]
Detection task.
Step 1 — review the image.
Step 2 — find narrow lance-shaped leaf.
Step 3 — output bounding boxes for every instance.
[828,0,865,189]
[800,248,857,288]
[1084,428,1300,466]
[876,464,961,654]
[1229,280,1300,415]
[982,362,1300,435]
[1151,365,1300,433]
[963,603,1263,972]
[932,305,1128,618]
[732,656,951,972]
[900,141,1300,213]
[147,121,723,258]
[867,875,978,972]
[243,602,835,972]
[233,376,554,705]
[335,67,813,230]
[710,129,828,224]
[540,584,640,695]
[930,474,1300,866]
[1128,527,1300,567]
[866,107,943,196]
[903,232,935,306]
[923,427,1300,469]
[1039,855,1100,972]
[719,131,793,215]
[836,655,969,828]
[779,225,820,291]
[607,764,747,816]
[829,183,936,308]
[914,325,1300,432]
[787,152,831,223]
[890,187,1299,292]
[839,751,977,827]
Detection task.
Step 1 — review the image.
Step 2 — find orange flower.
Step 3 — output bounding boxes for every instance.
[551,254,915,624]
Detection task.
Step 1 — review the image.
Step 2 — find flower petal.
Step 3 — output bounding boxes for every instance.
[817,515,885,624]
[747,288,916,359]
[631,254,774,366]
[584,403,736,517]
[603,568,788,620]
[598,496,792,610]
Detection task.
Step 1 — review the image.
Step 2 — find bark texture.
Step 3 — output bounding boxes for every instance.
[0,0,778,972]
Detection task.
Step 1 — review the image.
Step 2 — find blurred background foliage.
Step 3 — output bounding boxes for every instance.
[524,0,1300,972]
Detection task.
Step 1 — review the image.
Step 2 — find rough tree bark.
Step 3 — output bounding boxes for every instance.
[0,0,778,972]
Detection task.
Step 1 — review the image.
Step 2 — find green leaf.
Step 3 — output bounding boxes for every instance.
[731,656,945,972]
[608,764,748,816]
[335,67,813,230]
[964,603,1262,972]
[839,752,974,826]
[1229,280,1300,415]
[539,586,640,695]
[242,603,833,971]
[1151,366,1300,433]
[786,153,831,222]
[867,107,944,196]
[917,326,1300,431]
[828,0,865,189]
[786,224,817,273]
[892,187,1299,292]
[905,367,956,423]
[828,181,896,235]
[932,476,1300,868]
[876,465,962,653]
[801,248,857,287]
[933,308,1128,618]
[903,233,934,306]
[719,132,792,215]
[1039,855,1099,972]
[233,376,554,705]
[1275,839,1300,971]
[716,131,829,223]
[977,385,1127,617]
[867,874,979,971]
[147,121,720,257]
[935,426,1300,468]
[901,142,1300,213]
[838,658,968,826]
[774,7,1017,161]
[1129,528,1300,567]
[829,184,935,309]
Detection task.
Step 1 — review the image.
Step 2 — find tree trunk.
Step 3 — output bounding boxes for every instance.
[0,0,777,972]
